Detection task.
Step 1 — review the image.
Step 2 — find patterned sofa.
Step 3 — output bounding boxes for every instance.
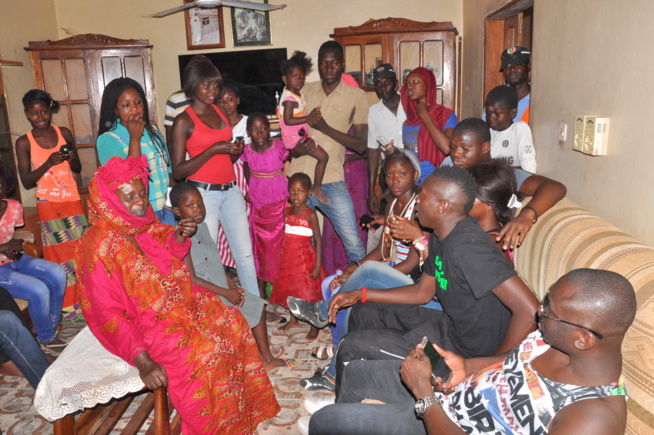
[514,198,654,434]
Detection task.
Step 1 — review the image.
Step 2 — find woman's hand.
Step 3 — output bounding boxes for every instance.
[211,141,239,155]
[416,101,431,120]
[224,287,245,307]
[363,215,385,232]
[125,113,146,140]
[389,216,423,243]
[45,151,68,168]
[134,351,168,390]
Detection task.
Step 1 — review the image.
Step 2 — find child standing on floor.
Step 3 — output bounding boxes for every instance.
[240,113,290,299]
[278,51,330,204]
[485,85,537,173]
[15,89,88,321]
[271,173,324,339]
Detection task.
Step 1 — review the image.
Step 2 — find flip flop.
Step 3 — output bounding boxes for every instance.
[282,358,297,367]
[311,345,334,360]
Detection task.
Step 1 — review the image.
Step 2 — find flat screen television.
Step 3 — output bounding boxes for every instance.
[178,48,287,116]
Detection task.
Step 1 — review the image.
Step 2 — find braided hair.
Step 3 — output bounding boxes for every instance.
[97,78,167,164]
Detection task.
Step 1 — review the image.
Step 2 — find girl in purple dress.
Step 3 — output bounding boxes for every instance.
[240,112,289,297]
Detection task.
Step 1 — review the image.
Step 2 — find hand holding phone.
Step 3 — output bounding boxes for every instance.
[420,336,442,371]
[377,136,390,150]
[359,214,381,230]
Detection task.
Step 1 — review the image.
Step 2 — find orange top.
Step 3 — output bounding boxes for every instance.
[520,105,530,124]
[28,126,80,202]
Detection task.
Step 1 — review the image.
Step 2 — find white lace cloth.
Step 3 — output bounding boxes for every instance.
[34,326,145,422]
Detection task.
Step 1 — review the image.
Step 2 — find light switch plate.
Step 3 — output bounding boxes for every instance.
[559,123,567,142]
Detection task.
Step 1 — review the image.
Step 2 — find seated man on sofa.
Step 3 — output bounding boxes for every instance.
[325,166,540,394]
[444,118,567,251]
[308,268,635,435]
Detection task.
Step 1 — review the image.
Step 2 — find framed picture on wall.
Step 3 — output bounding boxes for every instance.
[231,0,272,46]
[184,1,225,50]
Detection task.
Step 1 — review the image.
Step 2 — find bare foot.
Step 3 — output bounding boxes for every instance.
[263,357,286,371]
[279,316,300,332]
[0,361,24,378]
[313,186,331,204]
[305,326,320,340]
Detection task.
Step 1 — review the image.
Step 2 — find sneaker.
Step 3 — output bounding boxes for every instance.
[43,336,68,348]
[287,297,329,328]
[297,416,311,435]
[304,394,336,414]
[299,367,336,392]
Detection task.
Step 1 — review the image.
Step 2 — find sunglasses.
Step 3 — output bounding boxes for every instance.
[538,296,604,339]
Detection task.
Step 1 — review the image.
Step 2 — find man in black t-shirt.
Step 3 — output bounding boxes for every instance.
[330,166,539,392]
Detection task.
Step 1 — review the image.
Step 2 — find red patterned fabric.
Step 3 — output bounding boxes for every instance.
[76,156,279,434]
[401,67,453,167]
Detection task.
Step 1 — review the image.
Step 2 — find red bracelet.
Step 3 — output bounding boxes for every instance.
[361,287,367,303]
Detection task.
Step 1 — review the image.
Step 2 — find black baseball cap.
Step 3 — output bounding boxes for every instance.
[500,46,531,72]
[373,64,397,81]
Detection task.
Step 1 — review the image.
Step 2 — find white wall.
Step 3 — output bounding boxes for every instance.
[531,0,654,246]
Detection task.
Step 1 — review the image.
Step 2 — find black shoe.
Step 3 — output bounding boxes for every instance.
[299,366,336,391]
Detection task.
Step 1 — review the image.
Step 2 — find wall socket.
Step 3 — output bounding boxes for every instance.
[573,115,610,156]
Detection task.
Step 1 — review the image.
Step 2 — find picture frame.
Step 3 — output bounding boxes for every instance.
[231,0,272,47]
[184,1,225,50]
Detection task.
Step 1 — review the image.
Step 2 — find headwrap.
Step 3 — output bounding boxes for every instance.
[87,155,155,236]
[401,67,454,168]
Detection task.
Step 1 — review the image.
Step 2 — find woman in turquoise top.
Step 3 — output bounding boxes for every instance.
[96,78,176,225]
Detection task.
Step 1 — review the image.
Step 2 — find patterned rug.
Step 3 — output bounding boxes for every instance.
[0,304,333,434]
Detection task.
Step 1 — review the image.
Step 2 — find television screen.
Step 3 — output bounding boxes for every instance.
[178,48,287,116]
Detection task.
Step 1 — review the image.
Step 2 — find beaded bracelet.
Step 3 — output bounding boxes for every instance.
[413,236,429,251]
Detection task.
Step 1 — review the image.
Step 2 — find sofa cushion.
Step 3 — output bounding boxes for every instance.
[514,198,654,434]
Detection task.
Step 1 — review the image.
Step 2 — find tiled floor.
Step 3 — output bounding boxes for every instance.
[0,304,334,434]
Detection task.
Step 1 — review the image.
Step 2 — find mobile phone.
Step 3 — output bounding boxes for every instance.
[234,136,244,142]
[60,144,73,154]
[420,336,441,370]
[359,214,381,230]
[298,128,308,142]
[377,136,390,149]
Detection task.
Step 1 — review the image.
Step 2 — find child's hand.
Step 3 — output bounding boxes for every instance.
[225,287,245,307]
[310,265,321,280]
[176,218,197,240]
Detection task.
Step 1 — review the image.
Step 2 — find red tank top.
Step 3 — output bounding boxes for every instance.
[185,105,235,184]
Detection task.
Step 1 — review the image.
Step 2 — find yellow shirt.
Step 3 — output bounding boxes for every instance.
[288,80,369,184]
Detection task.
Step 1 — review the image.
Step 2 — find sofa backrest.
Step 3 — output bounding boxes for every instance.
[514,198,654,434]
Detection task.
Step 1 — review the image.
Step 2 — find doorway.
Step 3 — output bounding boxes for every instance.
[484,0,533,99]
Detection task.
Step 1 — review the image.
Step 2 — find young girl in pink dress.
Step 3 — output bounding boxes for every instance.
[240,113,289,298]
[271,172,325,339]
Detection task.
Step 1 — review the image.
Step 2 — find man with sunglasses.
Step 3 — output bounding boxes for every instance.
[309,268,635,435]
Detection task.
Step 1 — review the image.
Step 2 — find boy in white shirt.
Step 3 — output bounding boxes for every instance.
[485,85,537,173]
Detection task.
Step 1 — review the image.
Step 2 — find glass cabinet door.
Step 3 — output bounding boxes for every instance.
[344,43,382,89]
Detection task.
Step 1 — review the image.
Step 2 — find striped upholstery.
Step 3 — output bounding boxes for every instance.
[514,198,654,434]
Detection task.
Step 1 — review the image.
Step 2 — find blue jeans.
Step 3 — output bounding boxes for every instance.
[321,262,414,379]
[195,185,259,296]
[309,360,426,435]
[308,181,366,263]
[0,255,65,342]
[0,311,50,389]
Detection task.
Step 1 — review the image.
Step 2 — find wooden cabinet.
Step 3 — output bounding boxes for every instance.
[331,18,460,114]
[25,34,156,188]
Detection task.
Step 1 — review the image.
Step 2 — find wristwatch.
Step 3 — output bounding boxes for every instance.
[414,395,438,418]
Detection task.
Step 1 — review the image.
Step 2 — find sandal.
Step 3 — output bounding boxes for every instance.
[311,345,334,360]
[299,367,336,392]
